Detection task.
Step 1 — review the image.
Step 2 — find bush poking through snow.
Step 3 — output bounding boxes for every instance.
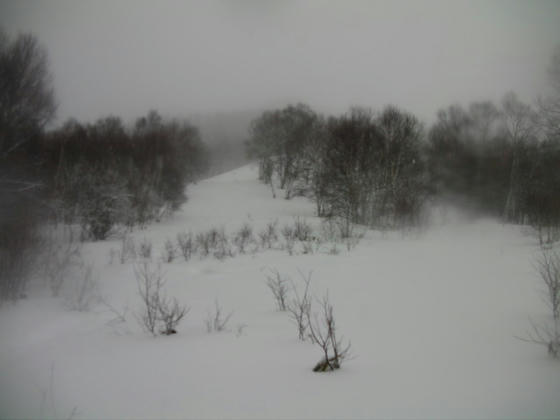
[233,223,254,254]
[534,249,560,320]
[176,232,195,261]
[134,260,188,336]
[258,220,278,249]
[307,292,351,372]
[158,296,189,335]
[287,270,312,341]
[517,249,560,358]
[516,318,560,359]
[138,238,152,260]
[213,229,234,260]
[281,226,296,256]
[135,261,163,336]
[292,217,313,242]
[162,239,177,263]
[205,299,234,333]
[196,228,222,257]
[302,240,314,255]
[265,268,289,311]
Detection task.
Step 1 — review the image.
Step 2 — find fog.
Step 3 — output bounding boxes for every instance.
[1,0,559,126]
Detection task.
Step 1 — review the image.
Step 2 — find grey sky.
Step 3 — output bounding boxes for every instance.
[1,0,559,125]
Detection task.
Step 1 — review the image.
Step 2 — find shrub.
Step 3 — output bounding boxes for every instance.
[534,249,560,320]
[196,228,221,257]
[158,296,189,335]
[233,223,254,254]
[307,292,351,372]
[516,249,560,358]
[516,318,560,359]
[213,229,233,260]
[265,268,289,311]
[135,260,163,336]
[287,271,312,340]
[258,220,278,249]
[138,238,152,259]
[176,231,195,261]
[281,225,296,256]
[134,260,189,336]
[161,239,176,263]
[73,166,131,241]
[292,217,313,241]
[205,299,233,333]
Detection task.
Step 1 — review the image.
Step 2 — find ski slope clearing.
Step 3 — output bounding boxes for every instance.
[1,164,559,419]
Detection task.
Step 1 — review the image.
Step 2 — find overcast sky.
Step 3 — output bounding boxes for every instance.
[1,0,559,125]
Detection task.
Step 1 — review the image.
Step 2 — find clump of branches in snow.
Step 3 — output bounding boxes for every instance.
[287,270,312,341]
[134,260,189,336]
[264,268,352,371]
[517,249,560,358]
[307,292,351,372]
[205,299,234,333]
[265,268,289,311]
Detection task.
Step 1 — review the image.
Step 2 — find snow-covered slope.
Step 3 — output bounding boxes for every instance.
[1,164,559,419]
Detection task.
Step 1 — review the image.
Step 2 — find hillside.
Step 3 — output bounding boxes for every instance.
[0,164,559,419]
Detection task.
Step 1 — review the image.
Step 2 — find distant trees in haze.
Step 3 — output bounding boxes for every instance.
[246,104,428,231]
[246,103,320,199]
[44,111,208,239]
[2,25,560,302]
[247,47,560,240]
[0,28,209,299]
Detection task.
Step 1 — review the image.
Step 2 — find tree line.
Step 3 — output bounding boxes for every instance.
[0,30,208,299]
[246,54,560,241]
[44,111,208,239]
[1,28,559,299]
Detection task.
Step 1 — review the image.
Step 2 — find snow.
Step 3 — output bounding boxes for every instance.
[1,163,559,419]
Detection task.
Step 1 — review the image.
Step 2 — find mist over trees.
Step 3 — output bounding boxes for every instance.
[1,26,559,301]
[0,30,209,299]
[44,111,208,239]
[246,49,560,240]
[192,111,255,176]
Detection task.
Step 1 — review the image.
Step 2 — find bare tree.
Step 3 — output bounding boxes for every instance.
[135,260,164,336]
[265,268,289,311]
[306,292,351,372]
[535,249,560,320]
[0,31,56,159]
[516,249,560,358]
[287,270,312,341]
[539,45,560,140]
[501,92,539,222]
[516,318,559,359]
[134,260,189,336]
[0,30,56,300]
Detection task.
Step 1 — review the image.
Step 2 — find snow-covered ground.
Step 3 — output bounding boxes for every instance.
[1,164,559,419]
